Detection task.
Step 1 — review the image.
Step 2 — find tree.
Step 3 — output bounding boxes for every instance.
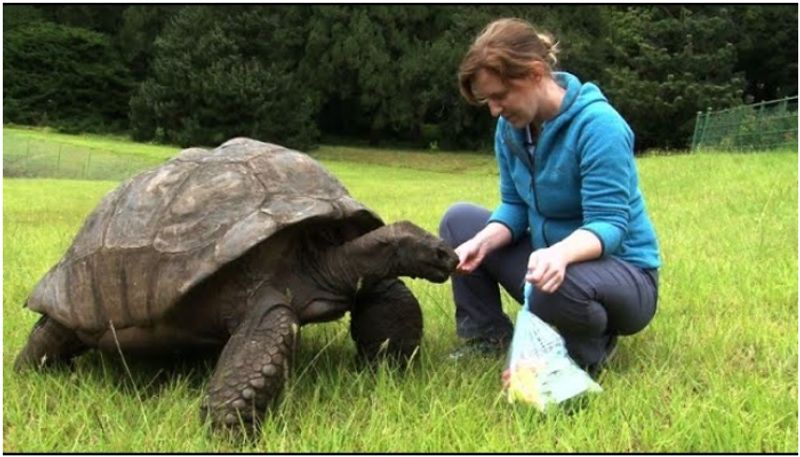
[3,5,45,31]
[118,6,183,82]
[730,6,798,101]
[300,5,517,149]
[4,21,132,132]
[32,5,127,36]
[301,6,446,145]
[602,6,744,150]
[130,6,319,149]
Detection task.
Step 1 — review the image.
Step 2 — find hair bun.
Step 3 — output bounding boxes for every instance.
[537,32,560,67]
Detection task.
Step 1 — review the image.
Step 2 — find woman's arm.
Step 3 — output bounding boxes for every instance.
[527,108,634,293]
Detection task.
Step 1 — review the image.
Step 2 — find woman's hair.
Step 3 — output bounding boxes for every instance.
[458,18,560,105]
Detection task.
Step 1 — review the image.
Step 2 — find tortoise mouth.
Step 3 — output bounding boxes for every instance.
[420,256,457,283]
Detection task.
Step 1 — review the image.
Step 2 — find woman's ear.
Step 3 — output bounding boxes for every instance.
[528,61,548,83]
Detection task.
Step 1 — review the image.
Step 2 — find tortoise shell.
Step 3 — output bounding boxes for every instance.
[26,138,382,332]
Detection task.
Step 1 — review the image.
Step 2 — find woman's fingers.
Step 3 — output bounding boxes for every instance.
[539,271,564,293]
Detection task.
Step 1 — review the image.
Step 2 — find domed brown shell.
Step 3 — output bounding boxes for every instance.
[26,138,382,332]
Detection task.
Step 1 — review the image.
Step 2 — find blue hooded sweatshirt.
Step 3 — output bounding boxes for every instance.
[488,72,661,270]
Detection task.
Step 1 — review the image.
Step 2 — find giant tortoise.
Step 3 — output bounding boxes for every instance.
[15,137,458,430]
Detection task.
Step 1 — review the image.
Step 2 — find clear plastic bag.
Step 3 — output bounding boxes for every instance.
[503,283,602,410]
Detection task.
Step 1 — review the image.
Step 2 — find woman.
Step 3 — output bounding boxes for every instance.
[438,18,661,376]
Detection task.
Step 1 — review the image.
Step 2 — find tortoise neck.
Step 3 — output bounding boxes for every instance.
[317,228,395,293]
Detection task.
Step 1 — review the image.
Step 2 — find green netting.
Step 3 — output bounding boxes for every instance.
[691,96,798,152]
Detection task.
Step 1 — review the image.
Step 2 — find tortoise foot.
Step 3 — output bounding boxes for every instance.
[201,304,299,432]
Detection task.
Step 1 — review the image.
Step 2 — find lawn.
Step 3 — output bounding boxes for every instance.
[3,127,797,452]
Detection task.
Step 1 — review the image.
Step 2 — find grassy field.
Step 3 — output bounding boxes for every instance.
[2,127,797,452]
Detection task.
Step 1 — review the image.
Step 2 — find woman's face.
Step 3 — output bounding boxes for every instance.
[471,68,541,129]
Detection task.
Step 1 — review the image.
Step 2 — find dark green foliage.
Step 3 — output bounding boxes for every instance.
[731,5,798,102]
[404,6,499,150]
[3,21,133,133]
[3,5,796,151]
[301,6,474,147]
[32,5,127,36]
[118,6,183,82]
[129,6,318,149]
[3,5,45,31]
[602,7,745,150]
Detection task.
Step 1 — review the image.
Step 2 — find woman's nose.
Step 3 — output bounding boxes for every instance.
[488,100,502,117]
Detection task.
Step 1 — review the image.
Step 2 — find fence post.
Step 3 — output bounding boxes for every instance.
[704,107,713,147]
[84,152,92,178]
[695,107,713,151]
[26,138,31,174]
[691,111,704,152]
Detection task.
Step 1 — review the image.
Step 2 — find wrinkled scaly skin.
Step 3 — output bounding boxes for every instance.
[14,138,458,433]
[200,304,299,431]
[351,278,424,362]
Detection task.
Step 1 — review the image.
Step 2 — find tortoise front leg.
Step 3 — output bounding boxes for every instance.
[201,302,299,432]
[350,278,422,362]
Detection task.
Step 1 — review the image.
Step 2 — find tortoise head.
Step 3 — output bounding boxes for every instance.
[381,220,458,283]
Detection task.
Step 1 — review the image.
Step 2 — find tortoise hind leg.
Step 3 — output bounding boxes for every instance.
[350,278,423,362]
[201,303,299,432]
[14,314,87,371]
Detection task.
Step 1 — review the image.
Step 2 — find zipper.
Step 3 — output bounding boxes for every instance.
[527,128,549,248]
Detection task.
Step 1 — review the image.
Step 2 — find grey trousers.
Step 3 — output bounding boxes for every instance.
[438,202,659,367]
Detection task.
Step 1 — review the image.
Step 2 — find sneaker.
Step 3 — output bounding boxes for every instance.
[587,334,618,378]
[448,336,510,360]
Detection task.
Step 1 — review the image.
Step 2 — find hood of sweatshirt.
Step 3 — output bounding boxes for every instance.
[503,71,609,146]
[548,71,608,128]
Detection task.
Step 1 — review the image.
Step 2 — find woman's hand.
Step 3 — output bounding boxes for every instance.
[526,229,603,293]
[453,222,513,275]
[525,246,568,293]
[454,237,488,274]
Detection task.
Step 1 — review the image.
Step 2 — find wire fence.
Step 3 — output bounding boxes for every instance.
[691,96,798,152]
[3,134,171,181]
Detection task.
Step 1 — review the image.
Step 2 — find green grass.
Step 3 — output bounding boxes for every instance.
[3,128,797,452]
